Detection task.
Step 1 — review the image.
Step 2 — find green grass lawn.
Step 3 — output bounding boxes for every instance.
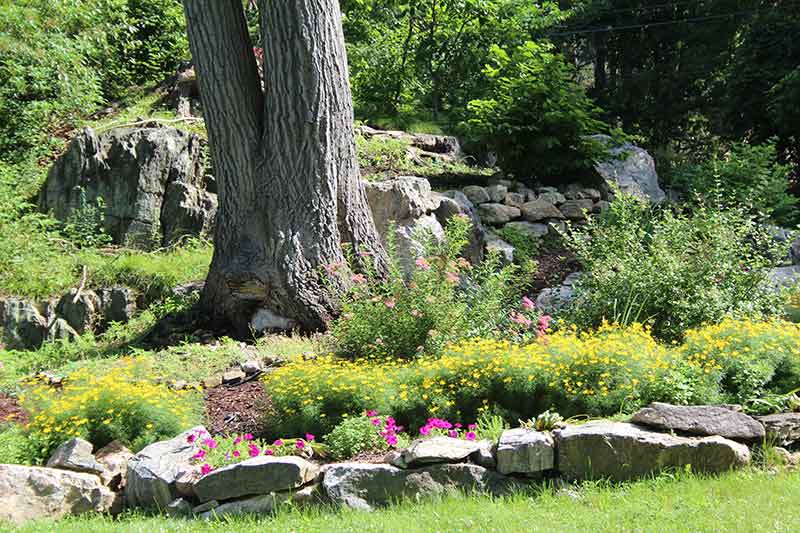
[12,469,800,532]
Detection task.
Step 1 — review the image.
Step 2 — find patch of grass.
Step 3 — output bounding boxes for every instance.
[12,469,800,532]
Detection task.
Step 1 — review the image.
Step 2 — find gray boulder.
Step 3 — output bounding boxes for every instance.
[160,181,217,245]
[631,403,765,441]
[471,440,497,469]
[192,456,319,503]
[503,221,549,239]
[486,184,508,203]
[538,191,566,205]
[47,438,107,476]
[399,437,481,468]
[768,265,800,291]
[478,203,520,226]
[95,440,134,491]
[322,463,517,511]
[98,287,137,324]
[504,192,526,209]
[39,126,212,248]
[485,232,515,265]
[521,199,564,222]
[756,413,800,447]
[435,191,486,265]
[535,272,582,314]
[0,464,115,525]
[0,298,50,349]
[463,185,491,205]
[56,289,99,334]
[559,199,594,221]
[125,426,206,510]
[590,135,666,203]
[555,422,750,481]
[198,492,291,519]
[496,429,555,476]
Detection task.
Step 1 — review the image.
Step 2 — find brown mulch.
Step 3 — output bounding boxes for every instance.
[204,379,272,437]
[0,393,29,425]
[531,244,580,295]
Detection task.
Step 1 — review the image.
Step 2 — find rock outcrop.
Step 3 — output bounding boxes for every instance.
[631,403,765,441]
[590,134,666,203]
[39,126,215,248]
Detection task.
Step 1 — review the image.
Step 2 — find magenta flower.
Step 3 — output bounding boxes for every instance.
[386,435,398,446]
[419,425,431,436]
[273,439,284,447]
[200,464,213,476]
[415,257,431,271]
[366,410,378,417]
[233,436,242,445]
[467,424,477,430]
[202,438,218,449]
[455,423,462,429]
[371,418,382,426]
[465,431,477,441]
[305,433,316,442]
[248,444,261,457]
[191,449,206,460]
[351,273,367,284]
[296,439,305,450]
[522,296,536,310]
[233,450,241,458]
[264,448,274,456]
[448,430,458,438]
[186,434,197,443]
[243,433,254,441]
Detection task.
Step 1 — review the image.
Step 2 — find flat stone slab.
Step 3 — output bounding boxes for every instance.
[496,428,555,475]
[631,403,765,440]
[756,413,800,447]
[399,437,481,467]
[192,456,319,503]
[555,422,750,481]
[0,464,115,525]
[47,437,107,476]
[323,463,519,511]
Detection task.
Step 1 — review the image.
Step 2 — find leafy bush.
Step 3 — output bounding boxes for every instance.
[325,414,404,460]
[0,425,30,465]
[680,318,800,410]
[20,361,201,463]
[328,216,536,360]
[670,141,797,225]
[565,194,786,341]
[463,41,610,182]
[495,225,541,265]
[62,189,112,248]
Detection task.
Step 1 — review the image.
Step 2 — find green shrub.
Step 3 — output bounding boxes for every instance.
[0,425,31,465]
[495,225,541,265]
[325,415,391,460]
[328,216,536,360]
[670,141,797,225]
[565,194,786,341]
[20,362,201,463]
[463,41,611,182]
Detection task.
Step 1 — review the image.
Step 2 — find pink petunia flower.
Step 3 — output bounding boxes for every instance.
[386,435,398,446]
[305,433,315,442]
[366,410,378,417]
[448,430,458,438]
[419,425,431,436]
[538,315,552,331]
[296,439,305,450]
[200,464,213,476]
[232,450,241,458]
[415,257,431,271]
[187,434,197,443]
[202,438,218,449]
[264,448,274,456]
[371,418,382,426]
[192,449,206,460]
[465,431,477,441]
[273,439,284,447]
[248,444,261,457]
[243,433,254,441]
[233,436,242,445]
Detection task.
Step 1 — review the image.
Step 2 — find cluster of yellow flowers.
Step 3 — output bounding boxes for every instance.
[266,319,800,434]
[20,358,197,454]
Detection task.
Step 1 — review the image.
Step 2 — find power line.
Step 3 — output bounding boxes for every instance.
[545,9,763,37]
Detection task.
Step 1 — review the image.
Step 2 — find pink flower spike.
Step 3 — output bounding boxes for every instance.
[296,439,305,450]
[366,410,378,417]
[415,257,431,271]
[273,439,284,447]
[351,273,367,284]
[511,312,532,328]
[465,431,477,441]
[522,296,536,310]
[200,464,213,476]
[305,433,316,442]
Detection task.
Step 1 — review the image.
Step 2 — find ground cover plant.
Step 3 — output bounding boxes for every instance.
[264,318,800,440]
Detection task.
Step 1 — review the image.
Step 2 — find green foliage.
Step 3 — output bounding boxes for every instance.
[325,415,389,460]
[62,189,112,248]
[495,225,541,265]
[328,215,534,360]
[565,193,786,341]
[463,41,610,181]
[0,425,30,465]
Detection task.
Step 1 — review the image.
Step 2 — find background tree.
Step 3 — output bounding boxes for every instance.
[182,0,386,335]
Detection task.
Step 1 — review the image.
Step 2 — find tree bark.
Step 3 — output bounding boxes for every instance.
[183,0,386,336]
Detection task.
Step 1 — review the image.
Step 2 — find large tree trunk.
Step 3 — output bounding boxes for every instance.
[184,0,386,336]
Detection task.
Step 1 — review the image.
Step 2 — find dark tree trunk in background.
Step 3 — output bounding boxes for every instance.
[183,0,386,336]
